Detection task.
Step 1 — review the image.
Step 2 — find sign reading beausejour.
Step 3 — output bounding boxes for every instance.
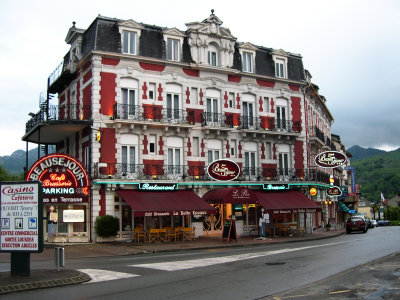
[26,154,90,204]
[207,159,240,181]
[315,151,347,168]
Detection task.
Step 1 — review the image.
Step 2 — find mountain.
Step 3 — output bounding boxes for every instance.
[347,145,386,161]
[0,148,46,175]
[351,147,400,202]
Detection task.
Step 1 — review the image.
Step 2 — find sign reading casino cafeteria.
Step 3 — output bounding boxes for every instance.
[26,153,90,204]
[207,159,240,181]
[0,181,43,252]
[315,151,347,168]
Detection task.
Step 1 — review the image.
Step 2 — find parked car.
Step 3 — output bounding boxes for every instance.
[378,220,391,226]
[365,218,373,229]
[371,219,378,227]
[346,216,368,234]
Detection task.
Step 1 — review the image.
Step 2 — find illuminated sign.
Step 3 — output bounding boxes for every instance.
[310,188,317,196]
[26,154,90,204]
[207,159,240,181]
[0,181,43,253]
[327,186,342,196]
[315,151,347,168]
[263,184,288,190]
[139,183,178,191]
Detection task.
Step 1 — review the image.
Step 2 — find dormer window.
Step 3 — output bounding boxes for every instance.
[275,58,285,78]
[207,43,219,66]
[242,52,253,73]
[167,38,180,61]
[122,31,137,55]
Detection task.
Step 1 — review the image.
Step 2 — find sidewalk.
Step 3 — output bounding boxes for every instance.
[0,228,345,294]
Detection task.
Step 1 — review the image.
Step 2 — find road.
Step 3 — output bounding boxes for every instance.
[1,226,399,300]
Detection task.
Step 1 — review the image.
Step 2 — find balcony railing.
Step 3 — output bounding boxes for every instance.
[239,116,301,133]
[201,112,233,128]
[26,104,92,132]
[93,163,332,184]
[113,104,192,125]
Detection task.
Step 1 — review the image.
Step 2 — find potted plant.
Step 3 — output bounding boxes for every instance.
[325,223,331,231]
[95,215,119,242]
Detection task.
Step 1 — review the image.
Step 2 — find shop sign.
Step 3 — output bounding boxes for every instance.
[207,159,240,181]
[26,154,90,204]
[309,188,317,196]
[327,186,342,196]
[263,184,288,190]
[139,183,177,191]
[63,210,84,222]
[141,210,209,217]
[0,181,43,253]
[315,151,347,168]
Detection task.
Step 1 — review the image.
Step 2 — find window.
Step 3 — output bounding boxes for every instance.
[166,93,180,119]
[242,52,253,73]
[229,93,235,108]
[230,139,237,157]
[148,83,156,100]
[167,38,180,61]
[84,146,90,171]
[265,142,272,160]
[242,102,254,129]
[123,31,136,55]
[244,152,256,175]
[122,146,136,173]
[206,98,219,123]
[168,148,181,174]
[208,51,217,66]
[279,153,289,176]
[276,106,287,130]
[149,135,156,154]
[275,59,285,78]
[121,88,136,118]
[208,150,220,164]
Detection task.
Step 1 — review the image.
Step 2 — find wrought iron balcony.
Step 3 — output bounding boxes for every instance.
[201,112,234,128]
[93,163,331,184]
[26,104,92,132]
[113,104,192,125]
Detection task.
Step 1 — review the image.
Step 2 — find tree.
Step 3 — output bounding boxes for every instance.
[0,165,23,181]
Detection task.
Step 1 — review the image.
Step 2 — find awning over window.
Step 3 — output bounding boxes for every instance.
[338,201,350,212]
[116,189,216,217]
[255,191,321,214]
[202,187,259,204]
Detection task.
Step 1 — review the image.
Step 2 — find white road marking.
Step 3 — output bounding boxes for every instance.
[78,269,140,283]
[130,241,345,271]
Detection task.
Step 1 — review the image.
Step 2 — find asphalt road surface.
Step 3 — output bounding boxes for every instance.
[1,226,399,300]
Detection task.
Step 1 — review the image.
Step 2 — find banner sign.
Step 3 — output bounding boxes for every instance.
[0,181,43,253]
[207,159,240,181]
[315,151,347,168]
[26,153,90,204]
[263,184,289,190]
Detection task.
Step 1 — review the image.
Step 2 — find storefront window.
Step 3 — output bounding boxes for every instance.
[248,204,256,225]
[57,207,68,233]
[121,205,132,231]
[72,205,86,232]
[173,215,182,227]
[161,216,172,228]
[134,217,144,229]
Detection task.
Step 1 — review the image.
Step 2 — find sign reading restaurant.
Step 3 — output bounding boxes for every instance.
[26,154,90,203]
[315,151,347,168]
[207,159,240,181]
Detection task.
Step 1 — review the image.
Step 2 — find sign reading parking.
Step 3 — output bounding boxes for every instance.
[0,181,43,253]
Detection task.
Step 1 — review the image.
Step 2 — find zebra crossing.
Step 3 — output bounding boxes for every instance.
[79,241,344,283]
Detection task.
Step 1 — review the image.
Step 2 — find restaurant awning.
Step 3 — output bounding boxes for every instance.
[255,191,321,214]
[202,187,259,204]
[338,201,350,212]
[116,189,216,217]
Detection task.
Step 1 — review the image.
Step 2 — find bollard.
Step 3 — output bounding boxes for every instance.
[55,247,65,271]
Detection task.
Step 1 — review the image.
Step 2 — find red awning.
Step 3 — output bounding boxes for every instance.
[255,191,321,214]
[116,189,216,217]
[202,187,259,204]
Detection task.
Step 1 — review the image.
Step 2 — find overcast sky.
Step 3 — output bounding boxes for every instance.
[0,0,399,156]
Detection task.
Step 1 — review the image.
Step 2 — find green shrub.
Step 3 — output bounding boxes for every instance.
[95,215,119,237]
